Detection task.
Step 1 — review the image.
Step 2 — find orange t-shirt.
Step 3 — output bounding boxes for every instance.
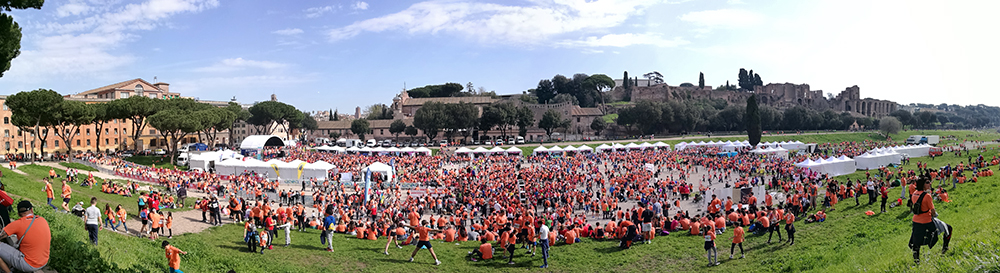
[757,215,770,228]
[408,212,420,227]
[785,213,795,225]
[444,228,456,242]
[150,212,162,228]
[165,245,182,269]
[690,222,701,235]
[44,184,54,199]
[61,184,71,198]
[478,243,493,259]
[356,227,367,239]
[4,215,50,269]
[415,226,431,242]
[911,192,934,224]
[732,226,744,244]
[565,230,577,244]
[499,231,511,246]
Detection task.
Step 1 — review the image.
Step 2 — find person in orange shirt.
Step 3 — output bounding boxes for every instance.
[42,179,56,210]
[909,176,936,264]
[784,211,796,246]
[469,237,493,261]
[149,209,162,240]
[162,241,187,273]
[60,180,72,212]
[406,220,442,265]
[166,212,174,239]
[730,224,745,259]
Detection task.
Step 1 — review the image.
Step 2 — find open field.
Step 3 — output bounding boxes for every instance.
[124,155,189,171]
[3,141,996,272]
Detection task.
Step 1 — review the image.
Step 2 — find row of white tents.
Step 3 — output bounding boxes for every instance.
[594,142,670,152]
[311,145,433,156]
[796,144,932,176]
[212,158,337,181]
[676,140,808,151]
[455,146,524,155]
[751,146,790,158]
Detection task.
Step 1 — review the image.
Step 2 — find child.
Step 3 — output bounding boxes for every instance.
[162,241,188,273]
[166,212,174,239]
[703,225,718,266]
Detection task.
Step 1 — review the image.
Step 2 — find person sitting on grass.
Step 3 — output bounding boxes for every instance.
[805,210,826,223]
[468,237,493,262]
[0,201,50,273]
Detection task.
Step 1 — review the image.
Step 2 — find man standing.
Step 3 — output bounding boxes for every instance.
[910,176,936,265]
[0,201,51,273]
[537,220,550,269]
[641,203,655,244]
[60,180,72,212]
[84,197,101,245]
[406,220,442,265]
[42,179,55,210]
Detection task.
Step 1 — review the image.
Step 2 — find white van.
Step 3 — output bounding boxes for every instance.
[366,139,377,147]
[516,136,525,144]
[177,153,189,166]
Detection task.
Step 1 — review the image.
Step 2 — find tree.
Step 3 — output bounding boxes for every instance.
[515,106,535,137]
[889,110,913,127]
[406,83,464,98]
[538,109,569,140]
[478,105,502,140]
[331,109,339,121]
[879,116,902,136]
[551,93,578,105]
[247,101,300,135]
[622,71,630,90]
[107,95,163,150]
[5,89,62,162]
[404,125,418,140]
[590,117,606,136]
[616,107,637,133]
[0,0,43,78]
[389,119,406,142]
[225,102,250,147]
[745,95,761,147]
[698,72,705,89]
[413,101,446,141]
[90,103,112,153]
[149,109,207,165]
[52,100,95,156]
[632,101,662,134]
[350,119,370,141]
[364,104,393,120]
[199,107,237,147]
[642,71,663,85]
[444,102,478,143]
[582,74,614,110]
[533,79,557,104]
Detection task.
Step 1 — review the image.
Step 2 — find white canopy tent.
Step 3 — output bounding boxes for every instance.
[653,142,670,150]
[548,146,564,154]
[363,162,396,181]
[414,147,432,156]
[885,144,930,158]
[455,147,473,154]
[799,156,857,176]
[239,135,284,150]
[489,146,506,154]
[533,146,549,155]
[855,150,902,170]
[577,145,594,153]
[595,144,612,153]
[473,147,490,154]
[303,161,337,181]
[506,146,523,155]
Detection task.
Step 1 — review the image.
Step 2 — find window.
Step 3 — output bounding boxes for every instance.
[105,139,109,145]
[105,128,109,135]
[3,142,7,150]
[86,139,91,146]
[86,129,90,136]
[135,84,144,96]
[16,130,21,137]
[121,92,129,99]
[17,141,22,149]
[41,141,46,148]
[2,130,6,138]
[75,129,80,136]
[55,140,59,147]
[76,140,80,146]
[114,138,118,145]
[123,129,126,135]
[150,129,156,134]
[2,117,6,124]
[380,129,384,135]
[114,128,118,135]
[577,117,580,123]
[1,103,5,111]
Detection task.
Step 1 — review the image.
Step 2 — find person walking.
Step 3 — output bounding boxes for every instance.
[730,224,744,259]
[703,225,718,266]
[162,241,188,273]
[83,197,101,245]
[537,220,550,268]
[42,179,55,210]
[60,180,72,212]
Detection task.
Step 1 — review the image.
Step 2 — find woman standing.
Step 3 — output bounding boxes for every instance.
[909,176,936,265]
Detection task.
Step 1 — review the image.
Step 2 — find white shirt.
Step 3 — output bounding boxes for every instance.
[85,205,101,225]
[539,224,550,240]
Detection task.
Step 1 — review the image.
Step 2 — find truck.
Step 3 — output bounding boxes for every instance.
[905,135,940,146]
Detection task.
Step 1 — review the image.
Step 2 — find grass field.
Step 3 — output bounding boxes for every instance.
[58,162,99,172]
[3,142,995,272]
[124,155,189,171]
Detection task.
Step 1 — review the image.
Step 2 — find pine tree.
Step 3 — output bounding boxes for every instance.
[698,72,705,89]
[623,71,630,89]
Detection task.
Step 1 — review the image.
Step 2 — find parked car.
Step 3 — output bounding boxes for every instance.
[495,139,504,146]
[439,140,448,147]
[121,150,135,157]
[154,149,166,155]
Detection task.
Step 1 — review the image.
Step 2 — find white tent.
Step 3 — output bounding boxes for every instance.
[639,142,653,150]
[414,147,432,156]
[626,143,641,150]
[239,135,284,150]
[265,159,290,179]
[855,151,901,170]
[595,144,612,153]
[363,162,395,181]
[753,147,789,159]
[455,147,473,154]
[506,146,522,154]
[805,156,857,176]
[214,158,243,176]
[359,146,373,154]
[346,146,360,154]
[386,147,401,154]
[577,145,594,153]
[532,146,548,155]
[278,160,308,181]
[653,142,670,150]
[400,147,416,155]
[613,143,626,151]
[548,146,564,154]
[473,147,490,154]
[372,147,387,154]
[675,142,688,150]
[887,145,930,158]
[489,147,506,154]
[303,161,336,181]
[563,145,578,153]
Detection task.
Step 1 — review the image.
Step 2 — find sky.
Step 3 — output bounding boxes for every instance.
[1,0,998,112]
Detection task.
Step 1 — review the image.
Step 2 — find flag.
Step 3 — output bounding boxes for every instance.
[364,168,372,203]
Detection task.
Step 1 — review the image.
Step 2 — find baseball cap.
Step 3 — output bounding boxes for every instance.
[16,200,33,213]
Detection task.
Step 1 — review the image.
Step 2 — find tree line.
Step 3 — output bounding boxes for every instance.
[5,89,316,165]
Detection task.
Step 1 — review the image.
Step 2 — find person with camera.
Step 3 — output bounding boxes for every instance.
[909,176,936,264]
[0,201,50,273]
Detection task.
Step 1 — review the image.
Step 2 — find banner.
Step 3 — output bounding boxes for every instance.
[297,162,307,179]
[364,168,372,203]
[271,163,280,177]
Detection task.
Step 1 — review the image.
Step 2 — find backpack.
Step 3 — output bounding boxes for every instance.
[911,192,928,215]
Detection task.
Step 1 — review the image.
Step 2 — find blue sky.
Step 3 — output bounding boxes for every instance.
[1,0,997,112]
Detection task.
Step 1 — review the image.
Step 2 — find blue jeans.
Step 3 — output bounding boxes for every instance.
[114,220,128,232]
[47,198,56,210]
[104,218,117,231]
[539,239,549,266]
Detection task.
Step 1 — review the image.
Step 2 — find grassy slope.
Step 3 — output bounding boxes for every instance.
[58,162,98,172]
[16,164,184,214]
[124,155,189,171]
[5,134,1000,273]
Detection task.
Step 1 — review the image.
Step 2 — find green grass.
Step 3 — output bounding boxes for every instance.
[6,139,1000,273]
[59,162,99,172]
[15,164,186,214]
[602,114,618,124]
[125,155,189,171]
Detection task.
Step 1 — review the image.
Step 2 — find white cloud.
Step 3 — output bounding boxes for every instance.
[7,0,219,80]
[581,49,604,54]
[679,9,763,33]
[272,28,304,35]
[560,33,689,48]
[353,1,369,10]
[55,1,92,18]
[327,0,661,46]
[195,58,289,73]
[305,5,337,18]
[727,0,745,4]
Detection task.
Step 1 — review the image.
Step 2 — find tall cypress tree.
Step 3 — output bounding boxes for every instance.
[746,94,762,147]
[698,72,705,89]
[623,71,629,89]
